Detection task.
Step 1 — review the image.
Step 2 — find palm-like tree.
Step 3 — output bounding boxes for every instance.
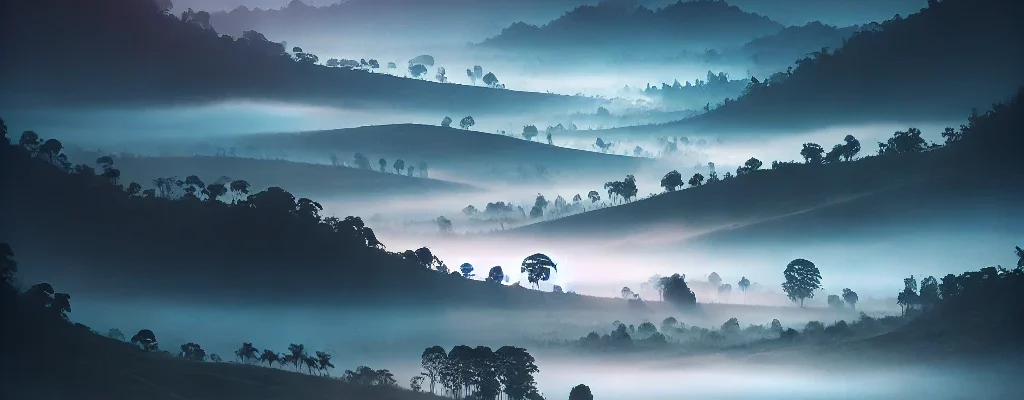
[315,351,335,376]
[235,342,259,364]
[259,349,279,367]
[287,343,306,371]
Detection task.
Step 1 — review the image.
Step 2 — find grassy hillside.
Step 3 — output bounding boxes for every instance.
[510,89,1024,242]
[108,155,478,200]
[0,0,597,115]
[240,124,652,179]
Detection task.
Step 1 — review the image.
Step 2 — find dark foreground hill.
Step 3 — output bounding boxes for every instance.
[0,0,596,115]
[239,124,652,180]
[511,87,1024,245]
[606,0,1024,136]
[108,155,478,200]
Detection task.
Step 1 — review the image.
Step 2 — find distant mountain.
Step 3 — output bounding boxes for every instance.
[0,0,595,114]
[479,0,784,56]
[668,0,1024,132]
[740,21,861,73]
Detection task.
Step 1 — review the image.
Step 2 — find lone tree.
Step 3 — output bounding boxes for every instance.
[569,384,594,400]
[409,64,428,78]
[378,158,387,173]
[522,125,539,141]
[801,143,825,163]
[708,272,722,286]
[486,266,504,283]
[521,253,557,289]
[393,159,405,174]
[660,170,682,192]
[459,116,475,129]
[459,263,475,278]
[688,173,705,187]
[130,329,158,351]
[441,116,452,127]
[662,273,697,308]
[827,294,844,308]
[841,288,859,309]
[179,343,207,361]
[781,259,822,307]
[587,190,600,204]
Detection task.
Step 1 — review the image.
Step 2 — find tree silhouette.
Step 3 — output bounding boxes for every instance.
[919,276,939,311]
[737,157,763,175]
[441,116,453,128]
[378,158,387,173]
[421,345,447,394]
[315,351,335,376]
[878,127,927,155]
[229,179,251,202]
[660,170,682,192]
[841,288,859,309]
[0,242,17,286]
[410,376,425,392]
[897,275,919,315]
[782,259,821,307]
[482,72,500,88]
[407,166,415,176]
[495,346,540,400]
[287,343,306,371]
[409,64,428,78]
[259,349,280,367]
[418,161,429,178]
[800,143,825,163]
[522,125,539,141]
[521,253,557,289]
[459,263,475,278]
[827,294,844,308]
[708,272,722,286]
[587,190,600,205]
[841,135,861,161]
[486,266,504,283]
[353,152,371,169]
[393,159,405,174]
[662,273,697,308]
[436,216,453,235]
[235,342,259,364]
[435,67,447,83]
[620,286,634,300]
[19,131,41,155]
[688,173,705,187]
[460,116,475,129]
[1016,246,1024,270]
[738,277,751,302]
[179,343,207,361]
[569,384,594,400]
[130,329,158,351]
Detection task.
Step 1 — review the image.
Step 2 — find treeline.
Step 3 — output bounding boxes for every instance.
[333,152,430,178]
[420,345,542,400]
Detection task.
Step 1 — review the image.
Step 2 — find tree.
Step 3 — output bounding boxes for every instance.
[486,266,504,283]
[587,190,600,204]
[738,157,763,175]
[800,143,825,163]
[410,376,425,392]
[546,131,553,145]
[459,116,475,129]
[19,131,41,155]
[421,346,447,394]
[521,253,557,289]
[688,173,705,187]
[229,179,251,202]
[235,342,259,364]
[0,117,7,145]
[495,346,539,400]
[353,153,371,169]
[781,259,822,307]
[459,263,475,278]
[409,64,428,78]
[130,329,158,351]
[407,166,415,176]
[203,183,227,202]
[441,116,453,128]
[179,343,207,361]
[387,62,397,69]
[708,272,722,286]
[660,170,683,192]
[378,158,387,173]
[394,159,405,174]
[878,127,927,155]
[436,216,453,235]
[315,351,335,376]
[435,67,447,83]
[897,275,919,315]
[841,288,859,309]
[482,72,500,88]
[259,349,280,367]
[919,276,939,311]
[569,384,594,400]
[620,286,635,300]
[827,294,844,308]
[368,59,380,69]
[738,277,751,297]
[287,344,306,371]
[39,138,69,169]
[522,125,539,141]
[841,135,861,161]
[662,273,697,308]
[940,126,962,144]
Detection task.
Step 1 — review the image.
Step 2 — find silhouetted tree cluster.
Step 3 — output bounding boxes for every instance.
[421,345,540,399]
[603,175,638,204]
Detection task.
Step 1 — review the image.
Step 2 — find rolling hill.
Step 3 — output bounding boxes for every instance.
[607,0,1024,135]
[238,124,654,181]
[0,0,597,115]
[508,88,1024,245]
[107,155,478,200]
[479,0,784,57]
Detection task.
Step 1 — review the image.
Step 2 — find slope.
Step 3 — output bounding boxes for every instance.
[509,88,1024,243]
[479,0,783,57]
[239,124,653,180]
[109,155,478,200]
[606,0,1024,136]
[0,0,597,115]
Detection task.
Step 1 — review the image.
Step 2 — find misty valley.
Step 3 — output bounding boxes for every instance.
[2,0,1023,399]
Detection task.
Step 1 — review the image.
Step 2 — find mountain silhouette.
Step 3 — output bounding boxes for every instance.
[479,0,784,56]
